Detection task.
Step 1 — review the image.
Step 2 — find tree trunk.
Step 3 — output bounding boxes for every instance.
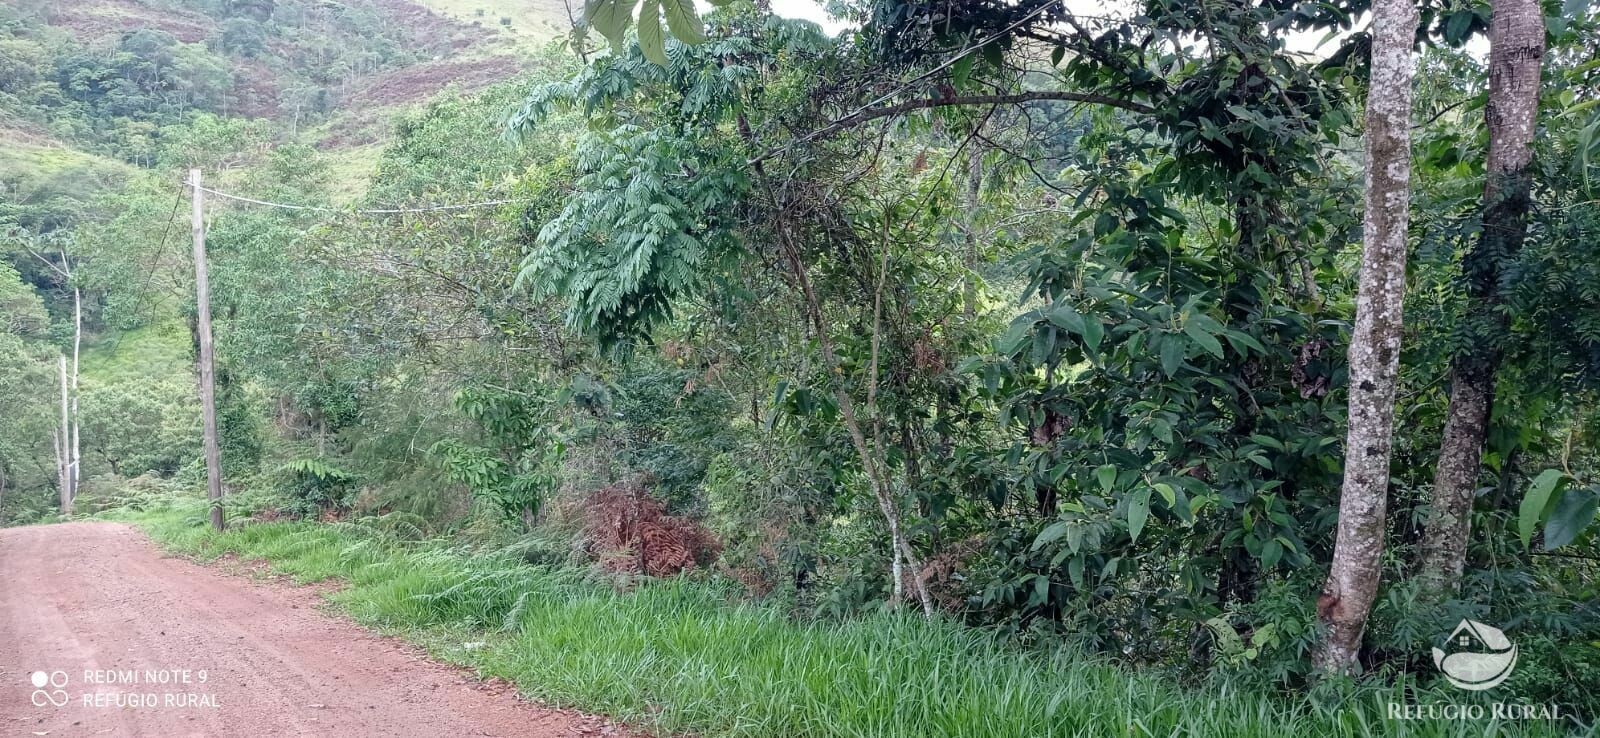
[57,355,72,516]
[742,120,936,616]
[70,286,81,505]
[961,147,983,320]
[1415,0,1544,597]
[1313,0,1419,674]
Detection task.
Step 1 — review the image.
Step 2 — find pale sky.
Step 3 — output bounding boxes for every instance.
[764,0,1487,59]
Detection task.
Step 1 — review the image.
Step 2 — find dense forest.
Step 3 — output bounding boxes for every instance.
[3,0,1600,733]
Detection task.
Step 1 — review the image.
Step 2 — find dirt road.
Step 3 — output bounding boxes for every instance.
[1,522,627,737]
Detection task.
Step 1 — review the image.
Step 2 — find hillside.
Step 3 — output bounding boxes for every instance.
[0,0,564,207]
[3,2,1598,737]
[412,0,576,39]
[0,0,569,522]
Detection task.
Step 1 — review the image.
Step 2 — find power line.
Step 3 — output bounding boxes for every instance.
[194,185,524,214]
[124,188,186,324]
[93,186,186,359]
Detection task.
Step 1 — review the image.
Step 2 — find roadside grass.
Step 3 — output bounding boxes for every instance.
[106,498,1584,738]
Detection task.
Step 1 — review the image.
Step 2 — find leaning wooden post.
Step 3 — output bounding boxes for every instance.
[190,169,225,531]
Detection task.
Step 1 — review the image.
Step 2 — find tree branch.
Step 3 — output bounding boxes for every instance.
[749,91,1153,165]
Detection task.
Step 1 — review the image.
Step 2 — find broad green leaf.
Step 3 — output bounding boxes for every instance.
[585,0,635,50]
[1183,322,1224,358]
[1030,573,1050,605]
[1260,538,1282,569]
[1153,482,1176,506]
[1032,520,1068,551]
[764,380,788,432]
[1031,325,1055,365]
[1519,469,1570,548]
[1045,303,1086,335]
[1080,316,1103,351]
[1222,329,1266,356]
[1160,334,1184,377]
[952,55,975,89]
[1064,523,1086,554]
[1096,464,1117,493]
[1205,617,1243,655]
[660,0,705,44]
[999,314,1035,354]
[637,0,667,65]
[1544,486,1599,550]
[1249,434,1284,450]
[1127,487,1152,544]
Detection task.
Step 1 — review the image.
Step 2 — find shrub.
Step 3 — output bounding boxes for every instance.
[583,480,721,577]
[277,458,357,517]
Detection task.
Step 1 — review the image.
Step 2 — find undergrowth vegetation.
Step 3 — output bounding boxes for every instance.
[5,0,1599,731]
[104,491,1581,738]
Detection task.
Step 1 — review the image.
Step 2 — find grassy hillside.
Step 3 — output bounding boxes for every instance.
[0,126,133,229]
[79,321,192,386]
[0,0,566,210]
[412,0,573,39]
[0,0,555,173]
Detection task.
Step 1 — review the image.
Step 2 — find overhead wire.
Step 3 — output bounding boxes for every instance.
[89,187,186,357]
[193,185,524,214]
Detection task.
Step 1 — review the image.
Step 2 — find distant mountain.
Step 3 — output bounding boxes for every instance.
[0,0,567,151]
[0,0,569,222]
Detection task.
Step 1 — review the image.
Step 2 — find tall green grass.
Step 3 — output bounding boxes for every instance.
[116,499,1588,738]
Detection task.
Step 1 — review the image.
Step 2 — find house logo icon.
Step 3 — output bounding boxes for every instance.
[1431,619,1517,691]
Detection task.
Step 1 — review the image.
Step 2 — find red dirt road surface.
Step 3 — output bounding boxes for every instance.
[0,522,629,737]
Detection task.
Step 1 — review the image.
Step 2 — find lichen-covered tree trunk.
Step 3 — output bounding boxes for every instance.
[1314,0,1419,674]
[1416,0,1544,596]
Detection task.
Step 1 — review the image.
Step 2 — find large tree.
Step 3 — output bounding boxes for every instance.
[1415,0,1546,595]
[1314,0,1422,673]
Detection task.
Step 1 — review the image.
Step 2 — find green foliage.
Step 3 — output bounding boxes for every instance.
[517,123,747,348]
[0,260,56,521]
[79,376,200,478]
[278,457,358,516]
[123,504,1580,738]
[430,387,566,528]
[0,0,433,165]
[581,0,711,61]
[1518,469,1600,551]
[14,0,1596,725]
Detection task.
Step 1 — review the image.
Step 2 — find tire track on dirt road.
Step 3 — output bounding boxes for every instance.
[0,522,630,737]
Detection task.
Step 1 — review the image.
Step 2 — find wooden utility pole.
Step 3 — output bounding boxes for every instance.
[191,169,225,531]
